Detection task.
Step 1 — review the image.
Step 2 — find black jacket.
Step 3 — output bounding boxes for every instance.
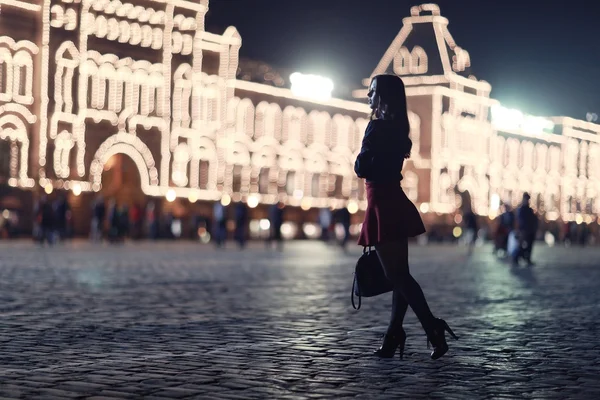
[354,119,409,183]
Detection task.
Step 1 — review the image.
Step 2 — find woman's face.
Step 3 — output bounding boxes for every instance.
[367,78,379,111]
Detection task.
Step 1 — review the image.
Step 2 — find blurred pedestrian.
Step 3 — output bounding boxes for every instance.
[107,199,119,243]
[319,208,332,242]
[494,203,514,256]
[146,201,158,240]
[335,206,351,250]
[39,195,55,246]
[515,192,538,266]
[130,203,142,240]
[213,200,227,248]
[234,201,248,249]
[463,208,478,256]
[53,194,70,242]
[90,195,105,242]
[119,204,130,241]
[267,202,284,251]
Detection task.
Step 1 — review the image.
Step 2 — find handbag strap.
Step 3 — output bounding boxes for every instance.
[351,272,361,310]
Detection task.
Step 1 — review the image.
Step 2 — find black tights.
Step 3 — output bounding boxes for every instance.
[375,238,435,335]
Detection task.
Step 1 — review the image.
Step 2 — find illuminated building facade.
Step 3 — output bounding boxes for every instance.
[0,1,598,236]
[354,3,600,227]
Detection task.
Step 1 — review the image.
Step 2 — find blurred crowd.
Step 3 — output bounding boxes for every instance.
[1,192,598,253]
[30,194,353,251]
[32,195,73,245]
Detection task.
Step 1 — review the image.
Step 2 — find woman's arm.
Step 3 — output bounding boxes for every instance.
[354,123,376,179]
[354,121,405,180]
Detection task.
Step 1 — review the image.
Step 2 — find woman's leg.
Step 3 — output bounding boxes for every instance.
[375,238,435,332]
[388,287,409,334]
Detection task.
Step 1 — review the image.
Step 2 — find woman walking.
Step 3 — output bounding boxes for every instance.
[354,74,457,360]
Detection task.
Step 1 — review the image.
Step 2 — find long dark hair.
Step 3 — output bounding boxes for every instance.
[371,74,412,159]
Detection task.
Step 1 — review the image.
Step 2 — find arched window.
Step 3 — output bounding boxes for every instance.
[508,139,519,167]
[149,72,162,117]
[235,98,255,137]
[194,73,220,124]
[522,141,534,170]
[90,64,103,109]
[579,141,588,177]
[255,102,282,140]
[410,46,428,74]
[589,144,600,179]
[549,146,561,172]
[282,106,307,144]
[307,110,331,146]
[199,160,210,189]
[535,144,547,172]
[54,130,74,178]
[535,193,543,211]
[172,144,191,187]
[394,47,411,75]
[13,51,33,104]
[131,69,147,115]
[328,175,343,198]
[0,140,10,181]
[232,165,243,193]
[331,114,353,150]
[452,47,471,72]
[285,170,296,195]
[258,167,270,194]
[0,49,11,99]
[55,42,79,114]
[311,174,321,197]
[495,137,505,165]
[547,192,557,212]
[173,64,193,125]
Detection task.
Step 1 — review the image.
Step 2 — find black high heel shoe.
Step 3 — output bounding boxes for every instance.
[426,318,458,360]
[374,329,406,359]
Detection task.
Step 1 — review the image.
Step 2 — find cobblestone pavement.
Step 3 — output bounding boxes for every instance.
[0,240,599,399]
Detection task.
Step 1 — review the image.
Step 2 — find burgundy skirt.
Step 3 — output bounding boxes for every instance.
[357,181,426,246]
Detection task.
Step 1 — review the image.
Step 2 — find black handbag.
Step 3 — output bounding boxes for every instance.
[351,246,394,310]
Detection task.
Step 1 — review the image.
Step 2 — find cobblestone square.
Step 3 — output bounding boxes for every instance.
[0,240,599,399]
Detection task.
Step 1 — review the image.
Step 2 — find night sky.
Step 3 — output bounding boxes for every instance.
[206,0,599,120]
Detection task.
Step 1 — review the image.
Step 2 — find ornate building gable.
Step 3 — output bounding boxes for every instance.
[355,4,490,96]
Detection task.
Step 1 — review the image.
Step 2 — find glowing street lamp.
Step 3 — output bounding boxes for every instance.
[290,72,334,101]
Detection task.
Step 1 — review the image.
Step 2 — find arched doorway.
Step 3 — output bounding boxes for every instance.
[100,154,146,206]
